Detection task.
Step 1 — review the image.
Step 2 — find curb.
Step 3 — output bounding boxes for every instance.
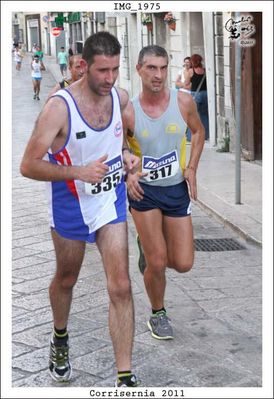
[196,198,262,248]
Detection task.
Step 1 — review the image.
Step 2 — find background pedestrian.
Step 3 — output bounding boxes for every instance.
[31,54,45,100]
[13,45,23,71]
[175,56,192,92]
[57,46,68,78]
[47,54,84,97]
[185,54,209,141]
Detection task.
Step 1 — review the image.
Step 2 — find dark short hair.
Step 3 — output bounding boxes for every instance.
[138,45,169,65]
[184,56,191,62]
[82,31,121,66]
[69,54,82,68]
[60,46,65,49]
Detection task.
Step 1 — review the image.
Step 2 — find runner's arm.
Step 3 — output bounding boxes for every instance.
[20,97,108,183]
[120,92,140,172]
[178,92,205,200]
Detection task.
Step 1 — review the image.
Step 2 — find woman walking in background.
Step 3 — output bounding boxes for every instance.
[31,54,45,100]
[14,45,23,71]
[185,54,209,141]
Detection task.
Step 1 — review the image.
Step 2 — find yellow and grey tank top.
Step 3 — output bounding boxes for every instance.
[59,79,70,89]
[128,89,187,186]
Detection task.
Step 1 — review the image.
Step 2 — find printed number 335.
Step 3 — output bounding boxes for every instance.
[90,171,121,194]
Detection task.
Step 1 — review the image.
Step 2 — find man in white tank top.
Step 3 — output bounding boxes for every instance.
[175,56,192,92]
[123,45,205,341]
[20,32,140,387]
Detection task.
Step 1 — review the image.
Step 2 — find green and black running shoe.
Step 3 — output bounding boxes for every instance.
[137,235,146,275]
[115,373,141,387]
[49,333,72,382]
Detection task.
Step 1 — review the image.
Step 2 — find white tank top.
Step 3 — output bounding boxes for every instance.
[45,88,125,239]
[32,61,42,78]
[14,50,22,62]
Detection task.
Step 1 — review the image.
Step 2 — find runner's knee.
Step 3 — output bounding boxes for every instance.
[53,269,80,290]
[146,251,167,271]
[172,257,194,273]
[107,277,132,304]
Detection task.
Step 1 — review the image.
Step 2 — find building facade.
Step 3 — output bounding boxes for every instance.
[12,11,262,161]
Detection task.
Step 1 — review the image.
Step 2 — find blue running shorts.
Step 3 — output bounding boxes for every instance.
[128,180,191,217]
[51,181,127,243]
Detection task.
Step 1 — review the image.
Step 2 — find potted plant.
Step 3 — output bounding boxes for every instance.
[164,12,176,31]
[142,13,153,31]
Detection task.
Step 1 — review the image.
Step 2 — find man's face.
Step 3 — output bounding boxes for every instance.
[184,59,191,69]
[69,57,84,82]
[86,54,120,96]
[136,55,168,93]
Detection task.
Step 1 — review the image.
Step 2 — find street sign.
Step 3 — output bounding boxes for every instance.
[51,27,61,37]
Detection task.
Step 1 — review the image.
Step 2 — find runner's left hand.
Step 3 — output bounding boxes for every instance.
[123,151,140,174]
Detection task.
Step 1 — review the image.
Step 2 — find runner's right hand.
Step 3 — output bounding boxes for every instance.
[80,154,109,183]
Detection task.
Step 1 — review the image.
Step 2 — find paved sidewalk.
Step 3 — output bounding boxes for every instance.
[10,53,264,393]
[196,146,262,246]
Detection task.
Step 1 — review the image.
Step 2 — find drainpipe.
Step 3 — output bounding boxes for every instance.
[235,12,242,204]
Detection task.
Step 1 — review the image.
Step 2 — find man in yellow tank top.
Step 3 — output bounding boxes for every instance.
[48,54,84,98]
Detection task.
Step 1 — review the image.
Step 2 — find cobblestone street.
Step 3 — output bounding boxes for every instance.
[6,53,265,397]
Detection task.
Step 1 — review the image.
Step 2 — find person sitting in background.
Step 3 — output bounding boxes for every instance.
[175,57,192,92]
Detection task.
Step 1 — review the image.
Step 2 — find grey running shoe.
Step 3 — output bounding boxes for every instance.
[33,94,36,99]
[49,333,72,382]
[147,311,174,340]
[137,235,146,274]
[115,374,141,387]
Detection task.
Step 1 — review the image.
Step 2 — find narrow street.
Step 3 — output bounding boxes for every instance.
[11,54,262,389]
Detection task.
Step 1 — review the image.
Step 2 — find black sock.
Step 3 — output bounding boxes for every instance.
[152,307,166,314]
[117,371,132,382]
